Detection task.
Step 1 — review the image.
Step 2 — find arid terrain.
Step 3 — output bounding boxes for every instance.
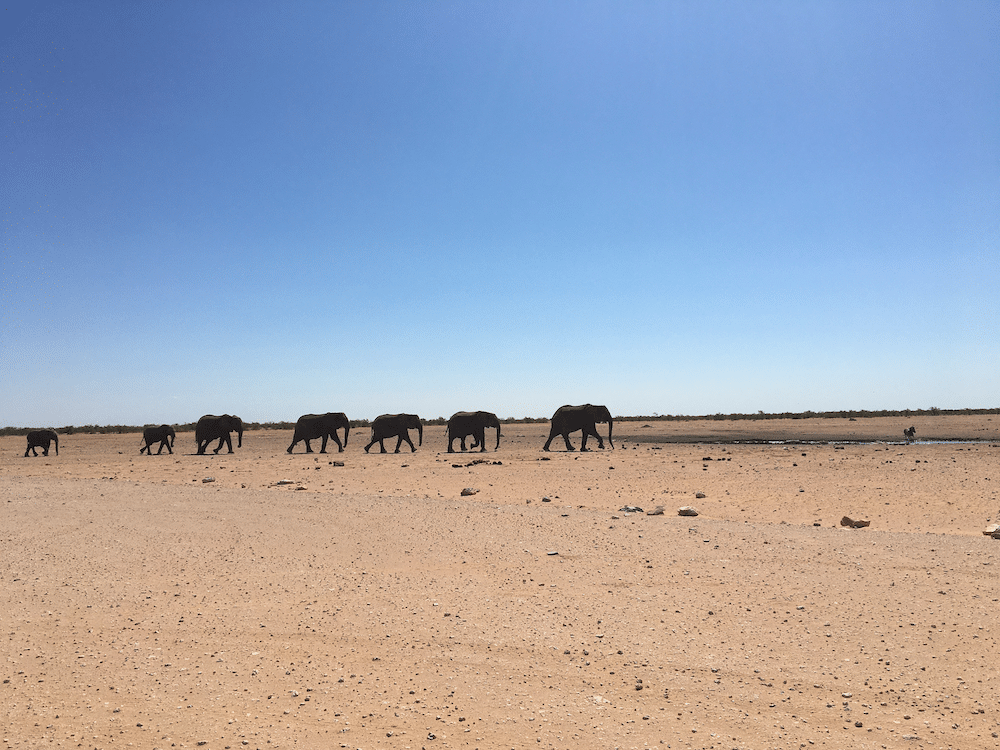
[2,415,999,750]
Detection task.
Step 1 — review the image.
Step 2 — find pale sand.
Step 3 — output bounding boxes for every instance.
[2,416,999,749]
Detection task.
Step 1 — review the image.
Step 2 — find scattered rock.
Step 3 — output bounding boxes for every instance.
[541,496,552,502]
[330,461,344,466]
[460,487,478,496]
[619,505,643,513]
[983,524,1000,536]
[678,506,699,516]
[695,492,706,499]
[840,516,870,528]
[646,506,665,515]
[275,479,296,485]
[546,551,558,556]
[202,477,215,483]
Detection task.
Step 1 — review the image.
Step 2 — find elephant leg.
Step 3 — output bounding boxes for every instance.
[165,440,173,454]
[459,437,467,451]
[393,434,404,453]
[447,437,455,453]
[318,435,328,453]
[477,430,486,452]
[329,433,344,452]
[562,431,575,451]
[401,434,416,452]
[304,438,314,453]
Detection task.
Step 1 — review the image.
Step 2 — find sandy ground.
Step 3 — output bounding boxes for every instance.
[2,415,999,750]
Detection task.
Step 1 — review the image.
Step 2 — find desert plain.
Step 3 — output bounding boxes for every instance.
[2,414,999,750]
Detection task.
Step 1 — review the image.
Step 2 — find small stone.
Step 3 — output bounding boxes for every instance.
[619,505,643,513]
[202,477,215,483]
[678,506,699,516]
[854,721,863,728]
[646,506,665,515]
[275,479,295,485]
[541,496,552,502]
[460,487,478,496]
[546,551,558,556]
[840,516,870,528]
[331,461,344,467]
[695,492,706,499]
[842,692,852,698]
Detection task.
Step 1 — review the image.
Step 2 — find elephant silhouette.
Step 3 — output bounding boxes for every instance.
[140,425,176,455]
[287,412,350,454]
[543,404,613,452]
[195,414,244,455]
[364,413,422,453]
[24,429,59,457]
[446,411,501,453]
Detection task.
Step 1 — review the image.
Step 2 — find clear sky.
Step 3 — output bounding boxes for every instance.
[1,1,997,426]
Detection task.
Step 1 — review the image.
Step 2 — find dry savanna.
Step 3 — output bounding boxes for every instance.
[2,414,1000,750]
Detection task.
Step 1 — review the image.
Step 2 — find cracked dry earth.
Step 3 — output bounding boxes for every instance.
[2,415,1000,750]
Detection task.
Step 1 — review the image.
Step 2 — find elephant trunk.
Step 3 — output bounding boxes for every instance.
[493,418,501,450]
[236,423,243,448]
[54,433,59,456]
[606,413,614,449]
[417,421,423,446]
[343,422,349,447]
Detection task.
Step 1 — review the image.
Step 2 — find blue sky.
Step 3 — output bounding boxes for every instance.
[1,1,997,426]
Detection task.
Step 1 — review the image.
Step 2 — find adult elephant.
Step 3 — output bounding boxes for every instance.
[446,410,501,453]
[195,414,244,455]
[364,413,422,453]
[139,425,176,455]
[24,429,59,457]
[542,404,614,452]
[287,412,350,454]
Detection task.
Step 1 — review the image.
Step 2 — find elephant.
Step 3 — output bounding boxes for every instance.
[446,410,501,453]
[542,404,614,452]
[24,429,59,457]
[364,413,422,453]
[287,412,350,454]
[195,414,244,455]
[139,425,176,455]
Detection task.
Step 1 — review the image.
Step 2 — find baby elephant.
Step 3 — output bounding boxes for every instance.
[25,429,59,457]
[140,425,176,455]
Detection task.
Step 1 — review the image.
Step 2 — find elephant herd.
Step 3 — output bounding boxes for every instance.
[21,404,615,457]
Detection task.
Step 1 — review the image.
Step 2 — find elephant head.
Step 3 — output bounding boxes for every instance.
[231,415,244,448]
[590,404,613,448]
[410,414,423,446]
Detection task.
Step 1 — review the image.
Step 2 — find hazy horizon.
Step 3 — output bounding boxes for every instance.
[3,2,997,426]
